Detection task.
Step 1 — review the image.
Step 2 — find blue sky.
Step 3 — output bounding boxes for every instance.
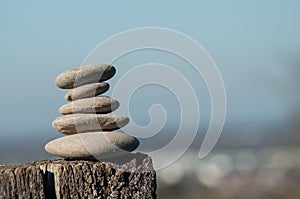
[0,0,300,138]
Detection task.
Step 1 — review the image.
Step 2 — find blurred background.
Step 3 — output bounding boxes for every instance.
[1,1,300,198]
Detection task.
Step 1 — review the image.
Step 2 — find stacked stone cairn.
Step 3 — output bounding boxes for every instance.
[45,64,139,159]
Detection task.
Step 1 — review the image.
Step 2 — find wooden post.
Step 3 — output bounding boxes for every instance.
[0,153,156,199]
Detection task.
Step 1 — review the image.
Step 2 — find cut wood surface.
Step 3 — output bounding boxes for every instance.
[0,153,156,199]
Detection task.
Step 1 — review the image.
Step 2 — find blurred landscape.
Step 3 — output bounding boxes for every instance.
[158,147,300,199]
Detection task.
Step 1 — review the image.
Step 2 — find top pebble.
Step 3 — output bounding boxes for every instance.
[55,64,116,89]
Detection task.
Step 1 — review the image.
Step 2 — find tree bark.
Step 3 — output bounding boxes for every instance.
[0,153,156,199]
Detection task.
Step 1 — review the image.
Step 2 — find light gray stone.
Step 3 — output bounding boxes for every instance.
[64,82,109,101]
[45,132,139,159]
[52,114,129,135]
[55,64,116,89]
[59,96,119,114]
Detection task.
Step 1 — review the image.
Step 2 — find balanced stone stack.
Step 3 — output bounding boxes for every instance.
[45,64,139,160]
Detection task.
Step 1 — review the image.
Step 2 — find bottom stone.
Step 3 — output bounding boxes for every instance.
[45,132,139,159]
[0,153,156,199]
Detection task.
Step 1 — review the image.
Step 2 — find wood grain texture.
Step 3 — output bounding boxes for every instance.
[0,153,156,199]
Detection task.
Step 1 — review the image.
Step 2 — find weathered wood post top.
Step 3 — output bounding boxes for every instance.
[0,153,156,199]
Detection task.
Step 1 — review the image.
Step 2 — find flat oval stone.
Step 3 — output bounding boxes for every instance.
[52,114,129,135]
[45,132,139,159]
[59,96,119,114]
[55,64,116,89]
[64,82,109,101]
